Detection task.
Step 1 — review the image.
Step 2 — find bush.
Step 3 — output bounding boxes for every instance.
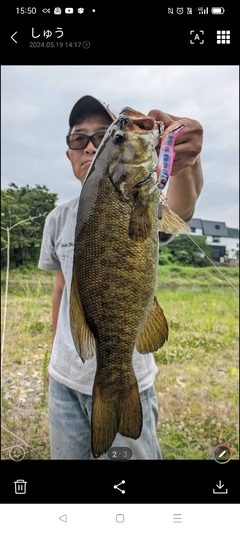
[159,253,176,265]
[169,265,182,273]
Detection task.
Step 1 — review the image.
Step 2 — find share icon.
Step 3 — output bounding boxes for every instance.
[113,480,125,494]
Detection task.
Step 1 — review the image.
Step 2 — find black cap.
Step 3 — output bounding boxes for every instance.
[69,95,118,128]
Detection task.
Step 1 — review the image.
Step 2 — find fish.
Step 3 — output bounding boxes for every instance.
[70,107,190,457]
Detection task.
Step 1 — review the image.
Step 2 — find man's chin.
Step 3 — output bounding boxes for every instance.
[75,163,92,183]
[74,174,85,185]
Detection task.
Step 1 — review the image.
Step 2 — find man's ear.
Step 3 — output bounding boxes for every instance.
[66,150,71,160]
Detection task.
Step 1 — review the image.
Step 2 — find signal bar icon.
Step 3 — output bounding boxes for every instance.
[197,7,208,14]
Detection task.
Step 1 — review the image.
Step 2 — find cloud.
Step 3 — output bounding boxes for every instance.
[1,65,239,228]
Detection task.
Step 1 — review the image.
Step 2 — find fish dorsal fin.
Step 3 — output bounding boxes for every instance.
[70,272,96,362]
[158,204,190,234]
[136,296,168,354]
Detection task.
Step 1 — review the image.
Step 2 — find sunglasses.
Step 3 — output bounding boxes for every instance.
[66,131,107,150]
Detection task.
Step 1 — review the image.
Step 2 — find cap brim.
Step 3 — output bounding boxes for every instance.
[69,95,118,128]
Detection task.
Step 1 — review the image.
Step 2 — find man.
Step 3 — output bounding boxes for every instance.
[38,95,203,460]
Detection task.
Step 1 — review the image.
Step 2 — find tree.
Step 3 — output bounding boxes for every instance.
[159,234,213,266]
[1,183,58,268]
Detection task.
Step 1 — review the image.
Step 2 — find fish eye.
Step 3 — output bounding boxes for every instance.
[118,116,131,127]
[113,131,126,144]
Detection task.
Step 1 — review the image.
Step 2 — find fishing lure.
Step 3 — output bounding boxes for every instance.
[157,124,185,190]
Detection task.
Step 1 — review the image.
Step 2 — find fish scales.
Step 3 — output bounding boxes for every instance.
[70,107,187,457]
[75,175,159,342]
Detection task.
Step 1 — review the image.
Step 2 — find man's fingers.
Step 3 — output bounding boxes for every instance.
[148,109,187,138]
[148,109,203,174]
[148,109,172,127]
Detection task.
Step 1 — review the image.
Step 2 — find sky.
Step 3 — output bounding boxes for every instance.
[1,65,239,228]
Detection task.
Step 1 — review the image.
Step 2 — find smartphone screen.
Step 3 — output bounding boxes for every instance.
[1,4,239,531]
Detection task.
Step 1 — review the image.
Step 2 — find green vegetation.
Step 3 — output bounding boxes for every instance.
[159,234,213,266]
[1,264,239,292]
[1,183,57,269]
[1,267,239,460]
[154,284,239,459]
[157,264,239,289]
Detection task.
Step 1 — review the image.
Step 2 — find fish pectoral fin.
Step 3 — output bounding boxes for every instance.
[136,296,168,353]
[158,203,190,234]
[129,197,152,242]
[91,378,142,457]
[70,273,96,362]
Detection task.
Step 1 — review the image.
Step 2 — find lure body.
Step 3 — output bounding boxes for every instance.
[157,124,185,190]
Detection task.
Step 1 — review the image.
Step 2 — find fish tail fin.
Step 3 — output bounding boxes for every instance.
[118,380,143,438]
[91,378,142,458]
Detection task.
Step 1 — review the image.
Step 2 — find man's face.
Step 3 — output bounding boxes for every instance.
[66,113,112,184]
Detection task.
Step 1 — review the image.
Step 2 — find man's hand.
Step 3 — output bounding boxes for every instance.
[46,371,50,388]
[148,109,203,175]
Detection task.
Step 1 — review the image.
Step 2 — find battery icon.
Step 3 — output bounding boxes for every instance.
[211,7,225,14]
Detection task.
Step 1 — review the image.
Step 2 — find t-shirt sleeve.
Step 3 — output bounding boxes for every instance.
[38,211,61,270]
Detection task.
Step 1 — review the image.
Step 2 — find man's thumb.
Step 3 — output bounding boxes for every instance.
[148,109,172,128]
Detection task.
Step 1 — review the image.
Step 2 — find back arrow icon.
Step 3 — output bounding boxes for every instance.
[11,31,18,43]
[59,514,67,522]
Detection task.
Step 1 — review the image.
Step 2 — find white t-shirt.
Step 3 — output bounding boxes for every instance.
[38,197,159,394]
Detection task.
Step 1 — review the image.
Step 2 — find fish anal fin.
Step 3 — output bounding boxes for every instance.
[70,272,96,362]
[158,203,190,234]
[129,200,151,241]
[136,296,168,353]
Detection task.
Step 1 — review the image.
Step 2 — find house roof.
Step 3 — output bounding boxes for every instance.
[188,218,230,237]
[201,220,228,237]
[188,218,203,229]
[189,218,239,238]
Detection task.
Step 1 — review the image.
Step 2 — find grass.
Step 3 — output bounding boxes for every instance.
[1,275,53,460]
[1,266,239,460]
[157,264,239,289]
[154,284,239,459]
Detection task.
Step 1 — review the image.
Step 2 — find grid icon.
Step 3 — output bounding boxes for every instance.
[216,30,230,44]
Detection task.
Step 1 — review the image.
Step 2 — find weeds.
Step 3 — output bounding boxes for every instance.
[1,277,52,460]
[155,285,239,459]
[1,267,239,460]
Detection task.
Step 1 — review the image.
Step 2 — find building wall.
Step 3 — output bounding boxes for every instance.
[189,228,203,235]
[206,236,239,258]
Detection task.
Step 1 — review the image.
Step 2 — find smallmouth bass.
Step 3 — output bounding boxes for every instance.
[70,107,189,457]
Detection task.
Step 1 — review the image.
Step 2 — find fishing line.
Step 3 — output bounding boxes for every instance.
[161,198,239,294]
[185,233,239,294]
